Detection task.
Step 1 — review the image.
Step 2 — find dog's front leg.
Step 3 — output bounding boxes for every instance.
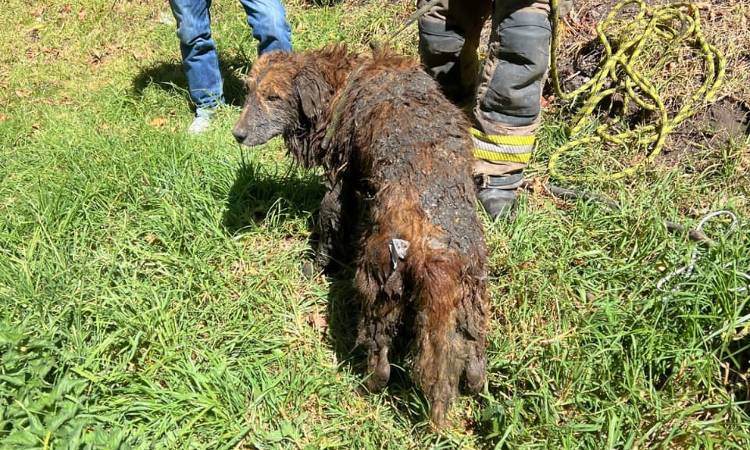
[312,180,345,271]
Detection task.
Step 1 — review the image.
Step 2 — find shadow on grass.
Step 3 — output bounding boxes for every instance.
[222,159,368,379]
[326,273,362,362]
[132,56,251,108]
[222,158,324,234]
[222,158,432,425]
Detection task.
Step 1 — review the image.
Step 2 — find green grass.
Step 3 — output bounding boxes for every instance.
[2,0,750,448]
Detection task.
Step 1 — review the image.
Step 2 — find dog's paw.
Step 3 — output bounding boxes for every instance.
[301,259,322,279]
[365,349,391,392]
[464,354,486,394]
[463,341,487,394]
[429,399,449,428]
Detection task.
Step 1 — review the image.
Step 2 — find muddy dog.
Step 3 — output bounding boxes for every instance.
[232,45,488,424]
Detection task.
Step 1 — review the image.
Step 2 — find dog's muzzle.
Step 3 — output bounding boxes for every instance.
[232,127,248,144]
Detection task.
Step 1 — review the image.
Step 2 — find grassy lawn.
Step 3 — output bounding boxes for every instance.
[1,0,749,448]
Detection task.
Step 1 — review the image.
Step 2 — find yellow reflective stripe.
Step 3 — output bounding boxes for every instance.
[470,127,535,146]
[473,148,532,163]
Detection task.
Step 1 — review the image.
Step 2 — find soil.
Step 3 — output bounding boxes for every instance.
[659,98,750,168]
[704,98,750,139]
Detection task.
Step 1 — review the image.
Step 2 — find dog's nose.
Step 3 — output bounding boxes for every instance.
[232,127,247,144]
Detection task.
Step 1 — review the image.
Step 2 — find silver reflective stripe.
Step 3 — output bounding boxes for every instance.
[472,136,534,154]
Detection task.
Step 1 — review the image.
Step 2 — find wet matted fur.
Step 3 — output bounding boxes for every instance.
[232,45,489,425]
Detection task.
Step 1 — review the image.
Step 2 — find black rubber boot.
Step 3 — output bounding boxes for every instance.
[475,172,524,220]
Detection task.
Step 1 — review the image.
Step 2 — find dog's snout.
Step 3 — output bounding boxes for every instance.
[232,127,247,144]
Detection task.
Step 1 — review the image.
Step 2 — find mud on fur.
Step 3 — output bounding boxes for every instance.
[232,45,489,426]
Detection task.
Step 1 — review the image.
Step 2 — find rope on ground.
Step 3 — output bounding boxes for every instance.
[656,210,749,294]
[548,0,726,182]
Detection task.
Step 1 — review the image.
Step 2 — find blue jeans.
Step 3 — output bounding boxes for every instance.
[169,0,292,109]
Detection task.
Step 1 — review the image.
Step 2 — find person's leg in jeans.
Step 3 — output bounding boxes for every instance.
[416,0,492,106]
[472,0,551,218]
[169,0,224,109]
[238,0,293,55]
[169,0,223,133]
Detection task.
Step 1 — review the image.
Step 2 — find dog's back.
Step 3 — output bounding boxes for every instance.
[335,51,483,256]
[333,51,489,424]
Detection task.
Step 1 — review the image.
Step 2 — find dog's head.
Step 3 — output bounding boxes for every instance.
[233,46,358,167]
[232,51,304,147]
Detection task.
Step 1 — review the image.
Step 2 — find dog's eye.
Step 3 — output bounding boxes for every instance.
[267,95,282,102]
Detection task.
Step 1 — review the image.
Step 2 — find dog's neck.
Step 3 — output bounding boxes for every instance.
[285,46,365,171]
[319,56,363,93]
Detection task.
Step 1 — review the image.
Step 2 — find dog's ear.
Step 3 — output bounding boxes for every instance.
[295,68,332,122]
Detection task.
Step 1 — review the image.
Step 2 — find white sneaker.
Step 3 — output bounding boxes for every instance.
[187,108,215,135]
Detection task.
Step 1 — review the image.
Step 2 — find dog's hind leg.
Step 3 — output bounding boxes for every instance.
[410,253,488,425]
[359,292,403,392]
[457,279,488,394]
[355,237,407,391]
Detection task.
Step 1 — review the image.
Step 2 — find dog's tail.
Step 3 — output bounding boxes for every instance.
[406,240,488,425]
